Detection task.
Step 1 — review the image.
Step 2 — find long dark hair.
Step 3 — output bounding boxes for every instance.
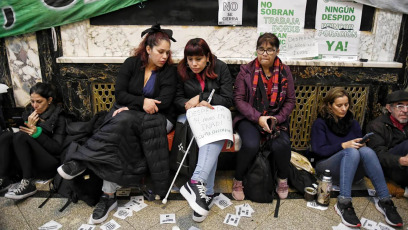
[30,82,56,103]
[177,38,217,81]
[132,31,173,68]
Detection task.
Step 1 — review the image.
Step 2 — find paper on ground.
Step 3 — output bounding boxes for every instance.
[160,214,176,224]
[38,220,62,230]
[100,219,120,230]
[223,214,241,227]
[307,201,328,210]
[213,193,232,209]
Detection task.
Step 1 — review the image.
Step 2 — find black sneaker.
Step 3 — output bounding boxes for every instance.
[180,180,209,216]
[4,179,37,200]
[57,160,86,180]
[91,194,117,224]
[334,201,361,227]
[192,195,215,222]
[0,177,12,193]
[375,198,403,227]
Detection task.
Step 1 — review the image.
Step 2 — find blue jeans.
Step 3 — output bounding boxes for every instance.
[316,147,390,199]
[178,114,224,195]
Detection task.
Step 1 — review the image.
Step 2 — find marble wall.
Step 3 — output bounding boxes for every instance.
[5,33,42,107]
[60,8,403,63]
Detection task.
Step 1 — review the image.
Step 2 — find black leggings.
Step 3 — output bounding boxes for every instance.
[234,119,291,180]
[0,131,58,179]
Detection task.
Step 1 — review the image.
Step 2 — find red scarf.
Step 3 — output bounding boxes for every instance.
[390,115,407,131]
[195,73,205,91]
[252,58,287,115]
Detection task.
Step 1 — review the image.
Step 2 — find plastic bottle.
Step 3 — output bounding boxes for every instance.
[316,169,332,206]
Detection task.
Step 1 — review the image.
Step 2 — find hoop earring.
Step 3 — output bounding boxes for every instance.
[206,61,210,67]
[186,63,190,68]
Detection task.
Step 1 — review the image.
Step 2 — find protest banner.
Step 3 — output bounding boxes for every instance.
[257,0,307,53]
[0,0,144,38]
[218,0,243,25]
[286,33,318,58]
[186,105,233,148]
[315,0,363,60]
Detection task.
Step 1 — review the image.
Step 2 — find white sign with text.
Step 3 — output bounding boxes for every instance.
[218,0,243,25]
[286,33,318,58]
[187,106,233,148]
[257,0,307,53]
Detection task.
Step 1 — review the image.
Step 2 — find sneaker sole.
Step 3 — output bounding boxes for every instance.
[334,203,361,228]
[192,199,215,222]
[374,200,403,227]
[180,184,209,216]
[91,201,118,224]
[5,189,37,200]
[57,166,85,180]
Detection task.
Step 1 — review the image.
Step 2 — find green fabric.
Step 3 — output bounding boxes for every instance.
[31,126,42,139]
[0,0,146,38]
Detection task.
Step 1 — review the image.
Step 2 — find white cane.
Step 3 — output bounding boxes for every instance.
[162,89,215,204]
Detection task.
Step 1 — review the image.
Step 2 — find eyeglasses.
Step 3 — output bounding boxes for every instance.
[256,47,276,55]
[394,105,408,111]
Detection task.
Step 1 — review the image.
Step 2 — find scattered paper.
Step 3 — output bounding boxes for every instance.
[160,214,176,224]
[214,193,232,210]
[38,220,62,230]
[130,195,144,203]
[77,224,95,230]
[188,227,200,230]
[113,207,133,220]
[223,214,241,227]
[100,219,120,230]
[116,187,131,197]
[124,199,147,212]
[376,222,395,230]
[361,217,377,230]
[367,189,376,197]
[332,223,356,230]
[235,203,255,217]
[307,201,328,210]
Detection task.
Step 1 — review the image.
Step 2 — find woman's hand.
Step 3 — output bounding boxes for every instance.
[27,111,39,128]
[196,100,214,109]
[258,116,274,133]
[19,125,37,136]
[341,138,364,149]
[112,107,129,117]
[185,95,200,110]
[143,98,161,114]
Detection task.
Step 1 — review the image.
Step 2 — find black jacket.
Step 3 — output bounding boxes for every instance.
[115,56,177,124]
[174,58,233,113]
[366,114,408,169]
[23,104,66,157]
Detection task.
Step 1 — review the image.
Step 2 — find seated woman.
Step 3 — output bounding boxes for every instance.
[57,24,177,224]
[311,87,403,227]
[233,33,295,200]
[175,38,233,222]
[0,82,66,199]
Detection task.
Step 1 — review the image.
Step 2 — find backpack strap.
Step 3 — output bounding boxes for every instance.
[274,197,280,218]
[59,199,72,212]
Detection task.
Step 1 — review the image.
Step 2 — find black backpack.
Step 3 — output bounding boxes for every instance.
[243,143,275,203]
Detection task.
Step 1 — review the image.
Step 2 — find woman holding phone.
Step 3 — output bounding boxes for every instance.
[0,82,66,199]
[311,87,402,227]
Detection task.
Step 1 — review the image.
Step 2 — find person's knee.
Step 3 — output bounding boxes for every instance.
[12,131,30,144]
[344,148,360,160]
[359,146,377,158]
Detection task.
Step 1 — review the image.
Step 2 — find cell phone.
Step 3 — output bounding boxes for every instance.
[11,116,25,127]
[359,132,374,144]
[267,118,276,130]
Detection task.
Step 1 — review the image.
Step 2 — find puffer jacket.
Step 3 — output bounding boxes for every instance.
[66,105,170,196]
[366,114,408,170]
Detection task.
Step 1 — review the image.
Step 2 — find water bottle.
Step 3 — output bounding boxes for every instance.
[316,169,332,206]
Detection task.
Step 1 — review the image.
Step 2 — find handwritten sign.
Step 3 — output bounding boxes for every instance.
[286,33,318,58]
[186,106,233,148]
[218,0,243,25]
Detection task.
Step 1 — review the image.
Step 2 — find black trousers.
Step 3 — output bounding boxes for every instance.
[234,119,291,180]
[385,139,408,187]
[0,131,58,179]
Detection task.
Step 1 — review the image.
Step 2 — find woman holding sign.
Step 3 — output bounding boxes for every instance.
[233,33,295,200]
[311,87,402,227]
[174,38,233,222]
